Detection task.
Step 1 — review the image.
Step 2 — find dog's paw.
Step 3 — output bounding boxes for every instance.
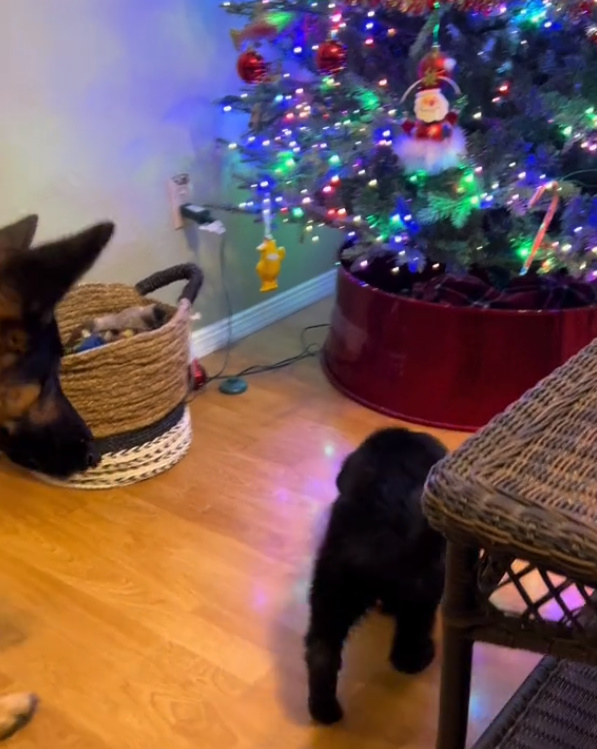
[390,638,435,675]
[0,693,38,740]
[308,696,344,725]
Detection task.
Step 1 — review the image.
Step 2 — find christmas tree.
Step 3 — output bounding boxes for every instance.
[219,0,597,287]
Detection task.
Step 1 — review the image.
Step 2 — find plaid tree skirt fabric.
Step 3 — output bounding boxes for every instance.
[413,272,597,310]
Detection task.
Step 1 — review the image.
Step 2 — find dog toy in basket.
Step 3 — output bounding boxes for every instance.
[45,263,204,489]
[65,303,169,354]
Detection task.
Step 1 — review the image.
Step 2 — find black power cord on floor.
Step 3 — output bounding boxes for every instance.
[209,323,330,383]
[196,221,329,392]
[203,220,234,385]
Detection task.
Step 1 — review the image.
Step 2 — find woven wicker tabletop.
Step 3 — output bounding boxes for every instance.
[423,337,597,582]
[472,657,597,749]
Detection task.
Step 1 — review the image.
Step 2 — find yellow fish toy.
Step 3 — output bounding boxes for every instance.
[256,237,286,292]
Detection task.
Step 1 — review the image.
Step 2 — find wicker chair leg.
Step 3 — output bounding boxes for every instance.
[437,620,473,749]
[436,543,479,749]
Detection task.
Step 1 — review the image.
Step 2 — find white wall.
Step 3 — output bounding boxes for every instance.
[0,0,336,325]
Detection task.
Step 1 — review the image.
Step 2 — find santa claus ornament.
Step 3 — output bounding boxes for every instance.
[394,47,467,175]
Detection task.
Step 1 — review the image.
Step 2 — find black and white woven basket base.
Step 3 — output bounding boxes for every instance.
[35,404,192,489]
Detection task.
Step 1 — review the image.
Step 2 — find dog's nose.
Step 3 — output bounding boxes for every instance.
[86,445,101,469]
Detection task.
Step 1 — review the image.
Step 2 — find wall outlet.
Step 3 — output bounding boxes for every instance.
[167,173,192,229]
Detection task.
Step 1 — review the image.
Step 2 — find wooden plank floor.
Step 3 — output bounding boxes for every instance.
[0,298,540,748]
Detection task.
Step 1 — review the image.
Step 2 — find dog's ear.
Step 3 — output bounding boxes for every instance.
[336,450,375,497]
[4,222,115,316]
[0,215,38,262]
[336,456,350,494]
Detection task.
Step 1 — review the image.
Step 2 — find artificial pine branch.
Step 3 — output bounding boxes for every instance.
[216,0,597,274]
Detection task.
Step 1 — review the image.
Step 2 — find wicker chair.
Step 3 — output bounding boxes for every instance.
[423,336,597,749]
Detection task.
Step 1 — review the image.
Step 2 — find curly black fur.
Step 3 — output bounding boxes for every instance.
[305,428,447,724]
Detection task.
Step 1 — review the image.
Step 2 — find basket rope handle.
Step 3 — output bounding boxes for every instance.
[135,263,203,305]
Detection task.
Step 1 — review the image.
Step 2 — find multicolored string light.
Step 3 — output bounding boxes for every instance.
[221,0,597,271]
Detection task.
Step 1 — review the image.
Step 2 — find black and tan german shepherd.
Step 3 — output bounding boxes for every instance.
[0,214,114,740]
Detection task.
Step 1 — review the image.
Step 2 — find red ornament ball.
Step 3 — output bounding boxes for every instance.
[237,49,267,84]
[588,25,597,44]
[316,40,347,75]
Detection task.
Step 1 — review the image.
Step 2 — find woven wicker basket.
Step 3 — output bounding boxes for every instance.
[38,263,203,489]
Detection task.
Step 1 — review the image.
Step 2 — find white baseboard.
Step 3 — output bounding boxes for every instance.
[190,268,337,358]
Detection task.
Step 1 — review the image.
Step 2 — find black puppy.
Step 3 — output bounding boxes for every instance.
[305,427,447,724]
